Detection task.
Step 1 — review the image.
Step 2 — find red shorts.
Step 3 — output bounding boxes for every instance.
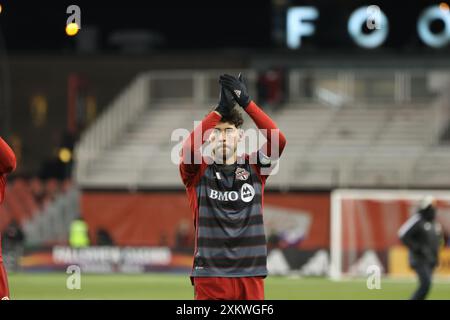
[0,262,9,300]
[193,277,264,300]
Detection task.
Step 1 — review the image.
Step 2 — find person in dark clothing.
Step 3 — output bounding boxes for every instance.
[96,228,114,246]
[2,219,25,272]
[398,196,442,300]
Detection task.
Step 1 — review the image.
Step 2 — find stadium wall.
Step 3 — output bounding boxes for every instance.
[80,191,331,250]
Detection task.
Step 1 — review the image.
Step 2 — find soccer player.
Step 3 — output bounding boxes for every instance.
[179,74,286,300]
[0,136,16,300]
[398,196,442,300]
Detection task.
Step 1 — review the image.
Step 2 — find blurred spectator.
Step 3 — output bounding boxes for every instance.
[257,68,286,110]
[2,219,25,271]
[69,216,90,248]
[96,228,114,246]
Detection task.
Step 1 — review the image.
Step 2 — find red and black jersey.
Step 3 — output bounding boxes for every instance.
[0,137,17,263]
[180,102,286,277]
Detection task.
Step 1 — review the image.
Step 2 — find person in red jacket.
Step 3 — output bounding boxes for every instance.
[179,74,286,300]
[0,137,17,300]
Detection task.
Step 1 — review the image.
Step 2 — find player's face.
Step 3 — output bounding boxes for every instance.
[210,122,241,163]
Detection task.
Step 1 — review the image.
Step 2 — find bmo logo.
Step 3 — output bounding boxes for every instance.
[241,183,255,203]
[209,183,255,203]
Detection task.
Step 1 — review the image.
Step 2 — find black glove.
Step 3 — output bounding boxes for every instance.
[219,73,251,108]
[215,84,236,116]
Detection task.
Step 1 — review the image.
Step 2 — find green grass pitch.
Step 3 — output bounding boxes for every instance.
[7,273,450,300]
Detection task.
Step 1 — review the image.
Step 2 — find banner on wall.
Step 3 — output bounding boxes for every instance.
[16,245,332,275]
[19,246,193,273]
[16,245,450,277]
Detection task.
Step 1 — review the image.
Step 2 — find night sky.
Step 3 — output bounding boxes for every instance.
[0,0,448,53]
[0,0,272,52]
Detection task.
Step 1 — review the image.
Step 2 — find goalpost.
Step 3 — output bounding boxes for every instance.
[330,189,450,280]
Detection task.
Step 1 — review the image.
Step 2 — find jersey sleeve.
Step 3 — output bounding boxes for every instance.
[0,137,15,204]
[179,111,221,187]
[244,101,286,182]
[0,137,16,175]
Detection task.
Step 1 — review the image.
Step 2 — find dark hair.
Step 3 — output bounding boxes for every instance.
[219,108,244,128]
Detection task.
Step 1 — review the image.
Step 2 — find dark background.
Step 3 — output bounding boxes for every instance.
[0,0,448,52]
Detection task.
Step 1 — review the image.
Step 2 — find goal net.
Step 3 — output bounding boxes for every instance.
[330,189,450,280]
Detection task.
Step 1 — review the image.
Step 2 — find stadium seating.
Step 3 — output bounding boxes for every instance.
[0,178,78,246]
[74,71,450,189]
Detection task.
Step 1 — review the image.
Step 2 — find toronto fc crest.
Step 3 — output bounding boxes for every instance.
[235,167,250,181]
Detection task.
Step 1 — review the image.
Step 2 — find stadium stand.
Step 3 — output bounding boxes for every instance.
[74,69,450,189]
[0,179,78,246]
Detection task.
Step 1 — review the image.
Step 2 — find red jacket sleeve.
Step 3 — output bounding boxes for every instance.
[179,111,221,187]
[0,137,16,175]
[245,101,286,158]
